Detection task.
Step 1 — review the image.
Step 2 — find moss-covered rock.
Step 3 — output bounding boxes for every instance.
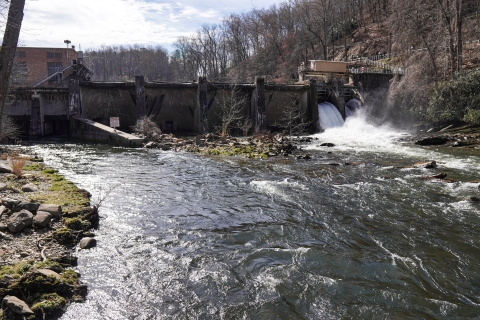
[31,292,66,315]
[52,227,76,245]
[63,217,91,231]
[59,269,79,285]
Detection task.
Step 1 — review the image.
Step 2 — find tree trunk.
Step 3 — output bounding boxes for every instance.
[456,0,463,72]
[0,0,26,126]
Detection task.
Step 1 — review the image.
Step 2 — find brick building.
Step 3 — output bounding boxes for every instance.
[12,47,79,87]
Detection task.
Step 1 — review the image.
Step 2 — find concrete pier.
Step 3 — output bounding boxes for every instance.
[70,116,144,147]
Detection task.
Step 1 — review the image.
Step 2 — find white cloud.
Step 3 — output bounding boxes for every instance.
[15,0,283,52]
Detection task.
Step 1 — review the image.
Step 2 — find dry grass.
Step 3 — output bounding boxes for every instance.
[9,154,28,177]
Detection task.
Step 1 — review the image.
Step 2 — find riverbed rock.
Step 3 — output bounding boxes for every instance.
[414,161,437,169]
[297,154,311,160]
[2,295,34,315]
[423,173,447,180]
[0,223,8,232]
[38,204,62,219]
[0,183,7,191]
[7,209,34,233]
[21,183,38,192]
[415,136,449,146]
[0,163,12,174]
[13,200,40,212]
[79,237,97,249]
[320,143,335,147]
[34,211,52,228]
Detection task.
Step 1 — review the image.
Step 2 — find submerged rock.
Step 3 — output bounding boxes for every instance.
[2,295,34,315]
[7,209,34,233]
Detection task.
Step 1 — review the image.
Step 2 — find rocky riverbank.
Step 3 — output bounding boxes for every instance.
[0,153,98,320]
[409,124,480,149]
[140,132,317,160]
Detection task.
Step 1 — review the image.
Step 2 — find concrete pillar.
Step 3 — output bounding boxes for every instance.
[29,94,42,136]
[252,77,266,131]
[195,77,208,133]
[307,79,321,132]
[135,75,146,119]
[68,73,81,115]
[330,80,345,119]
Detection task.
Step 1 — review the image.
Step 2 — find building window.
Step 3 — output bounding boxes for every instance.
[47,52,62,59]
[15,51,26,58]
[47,62,63,76]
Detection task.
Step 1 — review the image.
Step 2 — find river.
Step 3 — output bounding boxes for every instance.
[23,113,480,319]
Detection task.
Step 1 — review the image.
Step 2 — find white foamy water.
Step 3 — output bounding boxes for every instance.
[307,111,480,172]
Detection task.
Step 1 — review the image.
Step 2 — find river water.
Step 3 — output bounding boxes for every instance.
[23,113,480,319]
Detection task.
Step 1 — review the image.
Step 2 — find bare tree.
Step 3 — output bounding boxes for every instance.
[215,86,248,137]
[0,0,26,126]
[237,118,253,136]
[279,94,310,136]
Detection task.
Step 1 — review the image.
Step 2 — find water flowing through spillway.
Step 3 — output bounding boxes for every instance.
[318,102,344,129]
[20,114,480,319]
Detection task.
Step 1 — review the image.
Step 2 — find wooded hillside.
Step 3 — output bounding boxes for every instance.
[84,0,480,85]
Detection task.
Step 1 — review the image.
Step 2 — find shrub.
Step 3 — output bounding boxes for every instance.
[428,70,480,124]
[8,154,28,177]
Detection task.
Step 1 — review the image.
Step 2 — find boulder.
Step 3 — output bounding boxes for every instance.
[21,183,38,192]
[12,200,40,212]
[0,183,7,191]
[0,223,8,232]
[415,137,449,146]
[2,198,20,208]
[0,205,6,216]
[36,269,60,279]
[2,295,34,315]
[38,204,62,219]
[79,237,97,249]
[7,210,34,233]
[33,211,52,228]
[0,163,12,174]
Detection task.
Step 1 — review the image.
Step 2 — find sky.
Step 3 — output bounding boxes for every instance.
[11,0,283,53]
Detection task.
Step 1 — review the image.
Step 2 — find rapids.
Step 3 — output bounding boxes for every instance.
[19,112,480,319]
